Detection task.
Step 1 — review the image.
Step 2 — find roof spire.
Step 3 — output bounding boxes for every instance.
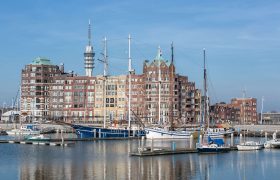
[155,46,162,60]
[88,19,91,46]
[171,42,174,64]
[158,46,162,57]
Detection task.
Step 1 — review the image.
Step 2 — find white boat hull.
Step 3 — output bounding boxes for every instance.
[145,128,191,139]
[264,139,280,149]
[237,141,264,151]
[7,129,40,136]
[27,135,50,141]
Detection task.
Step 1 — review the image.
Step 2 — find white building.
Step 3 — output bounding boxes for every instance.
[1,110,20,122]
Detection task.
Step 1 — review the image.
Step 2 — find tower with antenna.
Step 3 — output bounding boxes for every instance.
[84,19,95,77]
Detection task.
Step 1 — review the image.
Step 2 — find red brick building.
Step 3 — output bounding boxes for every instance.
[21,49,201,126]
[210,98,257,124]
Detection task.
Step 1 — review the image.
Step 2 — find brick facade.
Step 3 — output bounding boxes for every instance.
[210,98,257,124]
[21,53,201,126]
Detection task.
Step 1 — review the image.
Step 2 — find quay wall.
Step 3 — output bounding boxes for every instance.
[234,125,280,132]
[0,123,72,131]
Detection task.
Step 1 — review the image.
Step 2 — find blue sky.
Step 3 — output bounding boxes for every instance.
[0,0,280,112]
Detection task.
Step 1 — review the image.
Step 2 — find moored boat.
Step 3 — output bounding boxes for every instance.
[72,124,145,139]
[206,128,234,138]
[26,134,51,141]
[264,139,280,149]
[197,136,230,153]
[145,127,192,139]
[0,130,8,135]
[237,141,264,151]
[264,132,280,149]
[6,124,40,136]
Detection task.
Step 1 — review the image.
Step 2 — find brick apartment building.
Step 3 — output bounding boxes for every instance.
[210,98,257,124]
[20,53,201,126]
[21,57,64,121]
[20,22,201,126]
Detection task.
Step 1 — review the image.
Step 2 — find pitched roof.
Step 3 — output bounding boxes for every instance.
[145,47,171,67]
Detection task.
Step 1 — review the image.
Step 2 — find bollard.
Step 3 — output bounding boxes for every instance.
[133,130,135,137]
[230,133,234,147]
[151,138,154,152]
[240,134,243,144]
[93,129,96,138]
[199,135,202,145]
[172,142,176,150]
[265,132,268,141]
[190,135,194,149]
[142,136,145,149]
[273,132,277,140]
[61,129,64,145]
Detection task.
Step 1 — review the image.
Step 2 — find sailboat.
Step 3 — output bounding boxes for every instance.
[200,49,233,138]
[145,44,192,139]
[197,136,230,153]
[71,34,145,139]
[7,91,41,136]
[237,93,263,150]
[196,49,230,153]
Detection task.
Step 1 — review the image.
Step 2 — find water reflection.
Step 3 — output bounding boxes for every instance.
[0,138,278,179]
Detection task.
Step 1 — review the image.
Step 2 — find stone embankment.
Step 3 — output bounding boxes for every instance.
[234,124,280,138]
[234,125,280,132]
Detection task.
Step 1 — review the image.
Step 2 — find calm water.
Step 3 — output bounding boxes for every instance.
[0,136,279,180]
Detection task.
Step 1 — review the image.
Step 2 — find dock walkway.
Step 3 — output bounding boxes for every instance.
[0,140,73,146]
[130,146,238,156]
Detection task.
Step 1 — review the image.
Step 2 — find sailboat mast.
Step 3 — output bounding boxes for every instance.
[103,37,108,128]
[260,96,264,124]
[128,34,132,129]
[104,37,108,77]
[158,47,161,125]
[170,43,174,126]
[203,48,209,129]
[242,89,246,124]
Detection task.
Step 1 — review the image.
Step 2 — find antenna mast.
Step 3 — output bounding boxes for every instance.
[88,19,91,46]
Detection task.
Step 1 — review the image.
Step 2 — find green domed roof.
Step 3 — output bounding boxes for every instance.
[31,57,52,65]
